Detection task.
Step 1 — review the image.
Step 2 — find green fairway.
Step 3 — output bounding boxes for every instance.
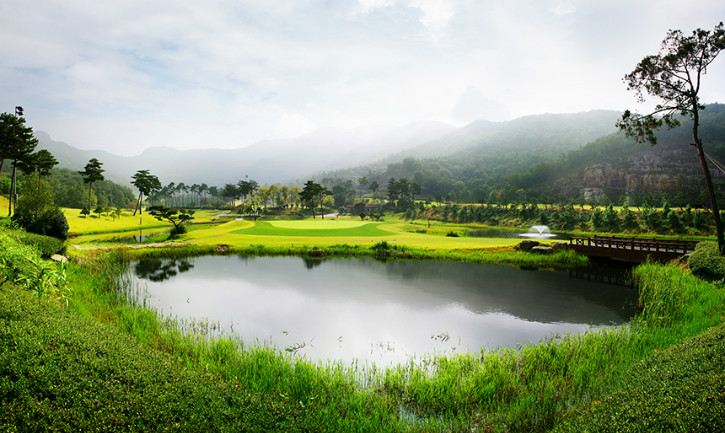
[232,220,390,237]
[64,208,232,235]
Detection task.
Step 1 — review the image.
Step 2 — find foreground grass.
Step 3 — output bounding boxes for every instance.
[554,322,725,433]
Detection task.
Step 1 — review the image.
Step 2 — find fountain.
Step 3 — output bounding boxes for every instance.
[519,225,557,238]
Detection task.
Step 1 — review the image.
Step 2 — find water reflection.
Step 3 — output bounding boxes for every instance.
[127,256,638,365]
[134,258,195,282]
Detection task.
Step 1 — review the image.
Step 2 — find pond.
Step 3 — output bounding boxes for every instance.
[126,256,637,365]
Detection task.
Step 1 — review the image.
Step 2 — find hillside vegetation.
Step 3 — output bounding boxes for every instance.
[321,104,725,207]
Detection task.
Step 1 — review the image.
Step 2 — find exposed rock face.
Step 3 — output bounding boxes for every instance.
[582,148,706,191]
[558,142,725,199]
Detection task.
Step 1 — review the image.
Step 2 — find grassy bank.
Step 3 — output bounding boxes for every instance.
[70,240,589,271]
[2,224,724,431]
[553,322,725,433]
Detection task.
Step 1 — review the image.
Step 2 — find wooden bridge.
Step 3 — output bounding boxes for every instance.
[569,235,698,262]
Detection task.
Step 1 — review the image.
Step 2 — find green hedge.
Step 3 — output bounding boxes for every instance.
[688,241,725,280]
[12,231,66,258]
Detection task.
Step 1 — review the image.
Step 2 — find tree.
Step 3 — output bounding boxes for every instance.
[300,180,329,218]
[387,178,400,204]
[617,22,725,252]
[369,181,380,200]
[12,174,68,240]
[131,169,162,215]
[237,178,259,203]
[79,158,105,211]
[16,149,58,199]
[148,205,195,235]
[222,183,239,207]
[358,176,368,200]
[0,110,38,216]
[300,180,320,218]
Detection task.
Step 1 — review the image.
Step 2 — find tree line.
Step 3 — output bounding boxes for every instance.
[420,201,715,236]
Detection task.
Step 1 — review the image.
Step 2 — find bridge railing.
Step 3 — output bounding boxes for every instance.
[569,236,698,254]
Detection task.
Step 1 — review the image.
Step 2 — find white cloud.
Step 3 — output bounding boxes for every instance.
[1,0,724,155]
[549,0,576,16]
[407,0,457,41]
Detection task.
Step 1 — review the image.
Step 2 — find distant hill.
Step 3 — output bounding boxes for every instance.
[542,103,725,205]
[319,110,623,197]
[318,104,725,207]
[387,110,622,162]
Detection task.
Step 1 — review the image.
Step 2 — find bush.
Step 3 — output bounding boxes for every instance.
[688,241,725,280]
[11,206,69,241]
[13,231,66,258]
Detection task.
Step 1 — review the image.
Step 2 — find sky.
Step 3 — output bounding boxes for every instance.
[1,0,724,156]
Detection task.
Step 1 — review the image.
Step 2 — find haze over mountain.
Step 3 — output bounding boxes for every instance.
[30,108,610,188]
[35,121,455,187]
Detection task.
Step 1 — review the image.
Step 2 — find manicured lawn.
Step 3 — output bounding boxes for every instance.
[185,219,524,250]
[232,220,391,237]
[65,208,232,236]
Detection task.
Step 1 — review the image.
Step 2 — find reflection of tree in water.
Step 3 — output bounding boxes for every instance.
[134,258,195,282]
[302,257,324,270]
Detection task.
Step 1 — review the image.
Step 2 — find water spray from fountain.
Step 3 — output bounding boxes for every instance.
[519,225,557,238]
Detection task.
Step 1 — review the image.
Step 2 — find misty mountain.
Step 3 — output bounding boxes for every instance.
[35,121,455,188]
[384,110,622,163]
[320,110,622,184]
[322,104,725,207]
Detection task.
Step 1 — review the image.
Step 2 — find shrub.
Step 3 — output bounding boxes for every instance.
[688,241,725,280]
[11,206,69,241]
[14,231,66,257]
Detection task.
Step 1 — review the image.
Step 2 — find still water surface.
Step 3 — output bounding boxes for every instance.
[128,256,637,365]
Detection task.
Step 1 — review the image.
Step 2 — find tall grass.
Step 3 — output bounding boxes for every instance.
[0,230,69,305]
[72,241,588,271]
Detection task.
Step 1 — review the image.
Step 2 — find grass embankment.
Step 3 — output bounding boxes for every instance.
[554,322,725,433]
[0,284,321,433]
[3,246,724,431]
